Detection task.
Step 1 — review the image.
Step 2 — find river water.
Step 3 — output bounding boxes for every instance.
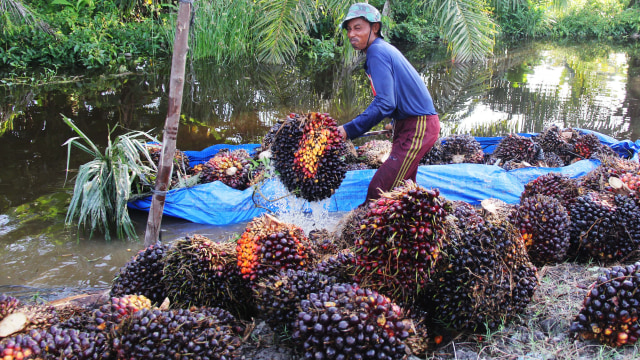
[0,39,639,300]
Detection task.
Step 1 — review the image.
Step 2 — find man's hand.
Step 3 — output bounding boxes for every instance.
[338,126,348,141]
[384,123,392,138]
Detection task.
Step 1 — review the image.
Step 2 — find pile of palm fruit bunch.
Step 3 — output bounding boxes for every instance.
[509,193,571,266]
[532,125,620,166]
[236,214,315,282]
[0,293,243,360]
[291,283,412,360]
[351,180,451,304]
[420,206,539,332]
[110,241,169,304]
[570,263,640,347]
[161,234,254,316]
[193,148,252,190]
[438,134,485,164]
[270,112,347,201]
[355,139,392,168]
[493,133,544,169]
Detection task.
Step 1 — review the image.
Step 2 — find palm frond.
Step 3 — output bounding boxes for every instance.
[0,0,51,35]
[63,115,159,241]
[253,0,316,64]
[431,0,497,62]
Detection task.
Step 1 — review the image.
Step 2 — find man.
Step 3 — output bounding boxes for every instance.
[338,2,440,204]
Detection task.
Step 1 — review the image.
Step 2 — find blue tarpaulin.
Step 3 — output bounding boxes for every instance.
[128,131,639,225]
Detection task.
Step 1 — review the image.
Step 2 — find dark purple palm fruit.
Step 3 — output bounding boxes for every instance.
[253,269,336,330]
[570,263,640,346]
[573,132,606,160]
[354,180,451,304]
[292,283,411,360]
[494,133,541,165]
[534,125,573,165]
[313,250,357,284]
[450,200,485,228]
[110,241,169,304]
[198,148,251,189]
[567,192,640,262]
[420,138,444,165]
[0,294,20,321]
[440,134,485,164]
[520,172,581,208]
[509,194,571,265]
[112,307,242,360]
[421,220,538,332]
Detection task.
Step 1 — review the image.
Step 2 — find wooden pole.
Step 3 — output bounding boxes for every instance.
[144,1,192,247]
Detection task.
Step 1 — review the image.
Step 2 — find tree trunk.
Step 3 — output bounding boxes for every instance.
[144,1,192,247]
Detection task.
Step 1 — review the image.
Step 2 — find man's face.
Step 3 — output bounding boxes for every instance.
[345,17,375,51]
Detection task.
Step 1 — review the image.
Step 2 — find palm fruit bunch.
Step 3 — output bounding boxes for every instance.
[580,164,625,192]
[356,139,392,168]
[196,148,251,189]
[292,283,410,360]
[0,326,110,360]
[308,229,338,256]
[534,125,574,165]
[161,235,252,316]
[568,192,640,262]
[112,307,242,360]
[494,133,542,166]
[509,194,571,265]
[253,269,336,329]
[423,221,538,332]
[335,205,368,250]
[450,200,485,228]
[260,118,285,152]
[520,172,581,207]
[419,139,444,165]
[110,241,169,304]
[570,263,640,346]
[573,132,611,160]
[440,134,484,164]
[620,171,640,191]
[17,304,60,333]
[353,181,450,303]
[0,294,20,320]
[312,250,357,284]
[145,144,191,188]
[236,214,313,282]
[542,151,565,167]
[271,112,347,202]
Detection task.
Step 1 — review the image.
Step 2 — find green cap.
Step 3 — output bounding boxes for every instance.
[341,3,383,37]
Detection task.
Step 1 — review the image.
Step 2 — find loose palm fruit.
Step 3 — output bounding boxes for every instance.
[292,283,410,360]
[236,215,313,282]
[570,263,640,346]
[354,180,450,303]
[111,241,169,304]
[509,194,571,265]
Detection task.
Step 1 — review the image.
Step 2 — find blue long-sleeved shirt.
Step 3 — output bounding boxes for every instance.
[343,38,437,140]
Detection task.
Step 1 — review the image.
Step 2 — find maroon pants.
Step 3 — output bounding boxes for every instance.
[365,114,440,202]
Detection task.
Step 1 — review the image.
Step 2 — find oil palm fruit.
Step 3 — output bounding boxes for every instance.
[568,193,640,262]
[494,133,542,165]
[197,148,251,189]
[357,139,392,168]
[420,139,444,165]
[534,125,573,165]
[520,172,581,208]
[573,133,611,160]
[0,294,20,321]
[292,283,410,360]
[570,263,640,346]
[509,194,571,265]
[271,112,347,202]
[440,134,484,164]
[236,215,313,282]
[162,235,253,317]
[0,326,110,360]
[450,200,485,228]
[110,241,169,304]
[313,250,357,284]
[353,181,450,303]
[253,269,336,330]
[146,144,191,188]
[423,220,538,332]
[113,307,242,359]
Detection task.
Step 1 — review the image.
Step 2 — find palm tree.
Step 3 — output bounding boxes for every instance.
[0,0,51,35]
[253,0,512,64]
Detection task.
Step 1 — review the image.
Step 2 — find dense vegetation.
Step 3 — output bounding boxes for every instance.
[0,0,638,76]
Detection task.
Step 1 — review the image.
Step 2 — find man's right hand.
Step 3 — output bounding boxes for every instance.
[338,126,348,141]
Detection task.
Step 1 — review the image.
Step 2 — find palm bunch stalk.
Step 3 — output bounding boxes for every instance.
[62,115,158,240]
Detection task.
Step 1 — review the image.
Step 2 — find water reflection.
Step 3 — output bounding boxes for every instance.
[0,39,638,296]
